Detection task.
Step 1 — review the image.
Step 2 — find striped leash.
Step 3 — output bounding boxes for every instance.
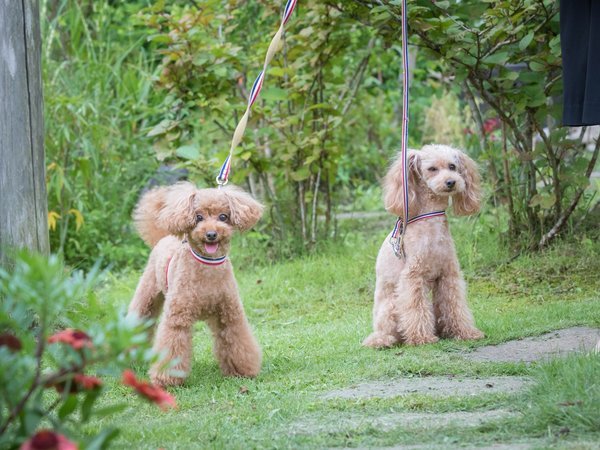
[216,0,298,187]
[389,0,411,258]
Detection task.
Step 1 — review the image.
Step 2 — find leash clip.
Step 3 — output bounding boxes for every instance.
[216,176,228,189]
[390,234,405,259]
[389,217,406,259]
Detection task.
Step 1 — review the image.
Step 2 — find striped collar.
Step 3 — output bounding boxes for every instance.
[389,210,446,258]
[188,245,228,266]
[391,210,446,238]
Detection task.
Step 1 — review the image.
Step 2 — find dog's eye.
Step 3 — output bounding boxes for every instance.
[218,214,228,222]
[427,167,438,172]
[449,164,456,171]
[196,214,204,223]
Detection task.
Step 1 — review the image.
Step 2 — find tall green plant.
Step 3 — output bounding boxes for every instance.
[43,0,162,269]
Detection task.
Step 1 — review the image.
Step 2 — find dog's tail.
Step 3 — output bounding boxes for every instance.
[133,182,198,247]
[133,187,170,248]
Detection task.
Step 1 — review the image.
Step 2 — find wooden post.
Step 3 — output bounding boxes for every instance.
[0,0,49,265]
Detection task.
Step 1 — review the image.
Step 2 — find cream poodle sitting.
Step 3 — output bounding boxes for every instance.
[128,182,263,385]
[363,144,485,348]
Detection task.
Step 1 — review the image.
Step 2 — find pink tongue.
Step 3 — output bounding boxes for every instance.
[204,243,219,254]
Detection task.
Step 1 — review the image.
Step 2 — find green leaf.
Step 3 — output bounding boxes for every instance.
[529,193,556,209]
[529,61,546,72]
[175,145,200,161]
[21,409,42,435]
[290,167,310,182]
[93,403,129,418]
[261,87,288,102]
[75,158,92,182]
[147,120,178,137]
[58,394,79,420]
[147,34,171,44]
[85,427,120,450]
[519,31,534,51]
[268,67,292,77]
[482,52,510,65]
[306,103,336,113]
[81,389,101,422]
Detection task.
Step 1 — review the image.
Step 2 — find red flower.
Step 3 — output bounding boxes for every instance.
[47,329,93,350]
[483,117,501,135]
[50,374,103,394]
[20,430,78,450]
[0,333,22,352]
[122,370,177,411]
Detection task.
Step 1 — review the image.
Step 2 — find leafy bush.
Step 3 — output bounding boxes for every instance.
[0,252,175,449]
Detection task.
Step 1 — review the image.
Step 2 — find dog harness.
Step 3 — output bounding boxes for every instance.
[164,244,228,290]
[390,210,447,258]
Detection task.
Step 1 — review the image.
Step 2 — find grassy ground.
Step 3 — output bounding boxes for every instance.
[90,218,600,449]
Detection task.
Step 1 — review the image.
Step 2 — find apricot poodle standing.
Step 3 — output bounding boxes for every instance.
[364,144,485,348]
[128,182,263,386]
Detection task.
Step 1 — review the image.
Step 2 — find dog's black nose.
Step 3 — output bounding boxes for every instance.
[206,231,218,241]
[446,180,456,189]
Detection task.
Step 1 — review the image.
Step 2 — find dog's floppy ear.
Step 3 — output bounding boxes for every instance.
[156,182,198,236]
[452,150,482,216]
[383,149,422,218]
[223,186,263,231]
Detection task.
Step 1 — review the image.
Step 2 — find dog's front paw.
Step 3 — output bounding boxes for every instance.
[456,328,485,341]
[362,333,398,349]
[150,368,186,387]
[453,328,485,341]
[404,334,439,346]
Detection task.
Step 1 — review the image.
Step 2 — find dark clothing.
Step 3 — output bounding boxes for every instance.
[561,1,600,126]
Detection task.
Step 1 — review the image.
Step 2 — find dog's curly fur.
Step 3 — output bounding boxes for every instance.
[363,144,485,348]
[128,182,263,386]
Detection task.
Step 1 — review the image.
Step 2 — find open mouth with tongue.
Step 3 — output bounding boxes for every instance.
[204,242,219,254]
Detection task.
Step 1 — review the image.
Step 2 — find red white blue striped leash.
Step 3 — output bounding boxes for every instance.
[216,0,298,187]
[389,0,411,259]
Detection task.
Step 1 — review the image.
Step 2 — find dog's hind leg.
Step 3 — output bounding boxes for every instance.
[433,272,483,341]
[363,281,402,348]
[207,302,262,377]
[128,263,165,324]
[396,269,438,345]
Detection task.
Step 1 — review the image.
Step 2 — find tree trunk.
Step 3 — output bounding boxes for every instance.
[0,0,49,266]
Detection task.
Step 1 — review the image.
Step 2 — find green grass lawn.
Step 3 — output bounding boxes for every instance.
[91,219,600,449]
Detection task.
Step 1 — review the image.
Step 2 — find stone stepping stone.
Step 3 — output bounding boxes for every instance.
[463,326,600,363]
[322,376,531,400]
[290,409,517,436]
[354,442,542,450]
